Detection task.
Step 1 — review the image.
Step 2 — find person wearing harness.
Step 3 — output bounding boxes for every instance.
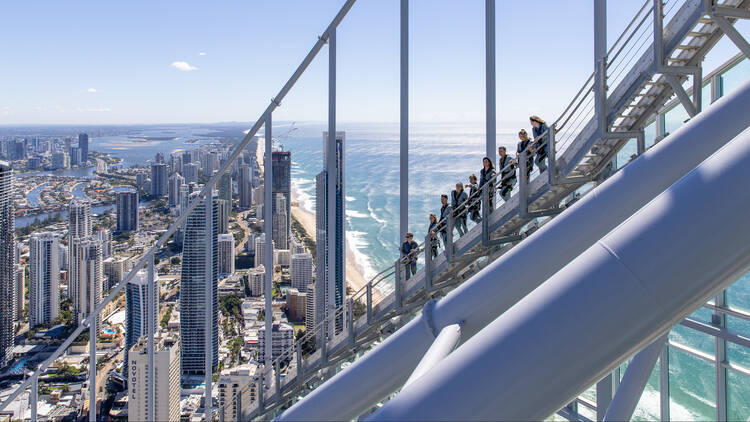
[497,146,517,202]
[530,115,549,173]
[451,182,469,236]
[428,213,440,258]
[479,157,497,211]
[467,174,481,224]
[439,194,451,245]
[517,129,534,179]
[400,232,419,280]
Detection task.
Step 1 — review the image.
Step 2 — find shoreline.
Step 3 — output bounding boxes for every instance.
[289,190,384,302]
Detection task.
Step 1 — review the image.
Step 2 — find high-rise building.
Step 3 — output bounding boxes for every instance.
[70,146,82,166]
[248,266,265,297]
[180,192,219,375]
[116,189,139,233]
[258,322,294,364]
[291,253,313,292]
[217,365,258,422]
[316,131,346,336]
[14,265,25,324]
[68,199,92,240]
[78,133,89,163]
[168,172,184,207]
[154,152,165,165]
[0,161,14,368]
[272,194,289,250]
[125,270,158,380]
[238,165,253,210]
[151,163,168,198]
[218,234,235,276]
[70,236,103,336]
[272,151,291,232]
[305,283,316,334]
[29,233,60,328]
[51,151,70,170]
[128,334,181,422]
[254,234,274,269]
[183,162,199,184]
[218,172,232,203]
[97,228,112,259]
[136,172,149,190]
[217,199,230,235]
[104,256,132,291]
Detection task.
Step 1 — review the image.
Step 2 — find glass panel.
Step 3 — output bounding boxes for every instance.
[727,369,750,422]
[616,139,638,170]
[727,272,750,313]
[668,348,716,421]
[726,314,750,337]
[631,359,661,421]
[663,101,690,137]
[720,58,750,96]
[727,338,750,370]
[669,324,715,358]
[644,121,656,150]
[701,83,711,110]
[689,307,713,324]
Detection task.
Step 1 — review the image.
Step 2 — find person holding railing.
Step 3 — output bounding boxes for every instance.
[400,232,419,280]
[451,182,468,236]
[530,115,549,173]
[480,157,497,211]
[467,174,482,223]
[428,213,440,258]
[517,129,534,179]
[439,194,451,245]
[497,146,517,202]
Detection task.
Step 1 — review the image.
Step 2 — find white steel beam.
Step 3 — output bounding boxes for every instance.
[485,0,496,159]
[400,0,409,245]
[403,324,461,388]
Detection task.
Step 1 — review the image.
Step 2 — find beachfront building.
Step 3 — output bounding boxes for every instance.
[128,334,181,422]
[315,131,346,336]
[272,150,291,243]
[125,270,159,381]
[272,194,289,250]
[0,161,14,368]
[116,189,139,233]
[218,234,235,276]
[291,253,313,292]
[180,192,219,375]
[254,234,274,269]
[29,232,60,328]
[238,164,253,210]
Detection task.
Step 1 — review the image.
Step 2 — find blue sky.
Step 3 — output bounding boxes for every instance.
[0,1,747,127]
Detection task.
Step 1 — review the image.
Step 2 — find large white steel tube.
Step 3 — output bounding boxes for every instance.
[368,128,750,421]
[403,324,461,388]
[277,79,750,422]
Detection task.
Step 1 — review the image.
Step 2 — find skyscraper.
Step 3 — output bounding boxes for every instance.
[218,234,235,276]
[272,194,289,250]
[68,199,92,240]
[151,163,168,198]
[128,334,181,422]
[248,266,265,297]
[78,133,89,163]
[315,131,345,336]
[183,162,199,184]
[125,270,158,381]
[238,164,253,210]
[14,265,25,324]
[272,151,291,244]
[29,233,60,328]
[168,172,185,207]
[218,172,232,203]
[70,237,103,336]
[180,192,219,375]
[0,161,14,368]
[217,199,230,235]
[291,253,313,292]
[116,189,139,233]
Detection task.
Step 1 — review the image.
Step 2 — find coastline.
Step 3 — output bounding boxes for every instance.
[289,191,383,302]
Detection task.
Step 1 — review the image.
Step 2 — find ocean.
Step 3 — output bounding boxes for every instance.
[23,122,747,420]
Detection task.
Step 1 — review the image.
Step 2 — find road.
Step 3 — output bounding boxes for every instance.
[235,210,252,254]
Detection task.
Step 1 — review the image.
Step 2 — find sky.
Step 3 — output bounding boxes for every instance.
[0,1,747,127]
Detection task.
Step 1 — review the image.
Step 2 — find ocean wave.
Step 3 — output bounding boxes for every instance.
[346,210,368,219]
[345,230,377,281]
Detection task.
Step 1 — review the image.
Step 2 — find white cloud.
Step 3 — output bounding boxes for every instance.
[171,61,198,71]
[199,52,207,56]
[87,88,97,93]
[75,107,111,113]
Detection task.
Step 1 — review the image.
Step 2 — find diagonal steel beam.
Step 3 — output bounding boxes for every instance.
[711,14,750,59]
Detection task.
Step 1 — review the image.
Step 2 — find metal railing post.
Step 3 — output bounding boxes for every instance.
[400,0,409,250]
[296,341,303,376]
[258,371,265,412]
[481,187,489,247]
[31,375,38,422]
[446,211,454,263]
[548,124,558,186]
[636,131,646,156]
[89,269,97,422]
[348,298,355,348]
[394,260,403,309]
[321,323,328,365]
[654,0,664,69]
[519,151,529,219]
[147,252,155,422]
[275,359,281,400]
[366,283,373,325]
[424,234,433,293]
